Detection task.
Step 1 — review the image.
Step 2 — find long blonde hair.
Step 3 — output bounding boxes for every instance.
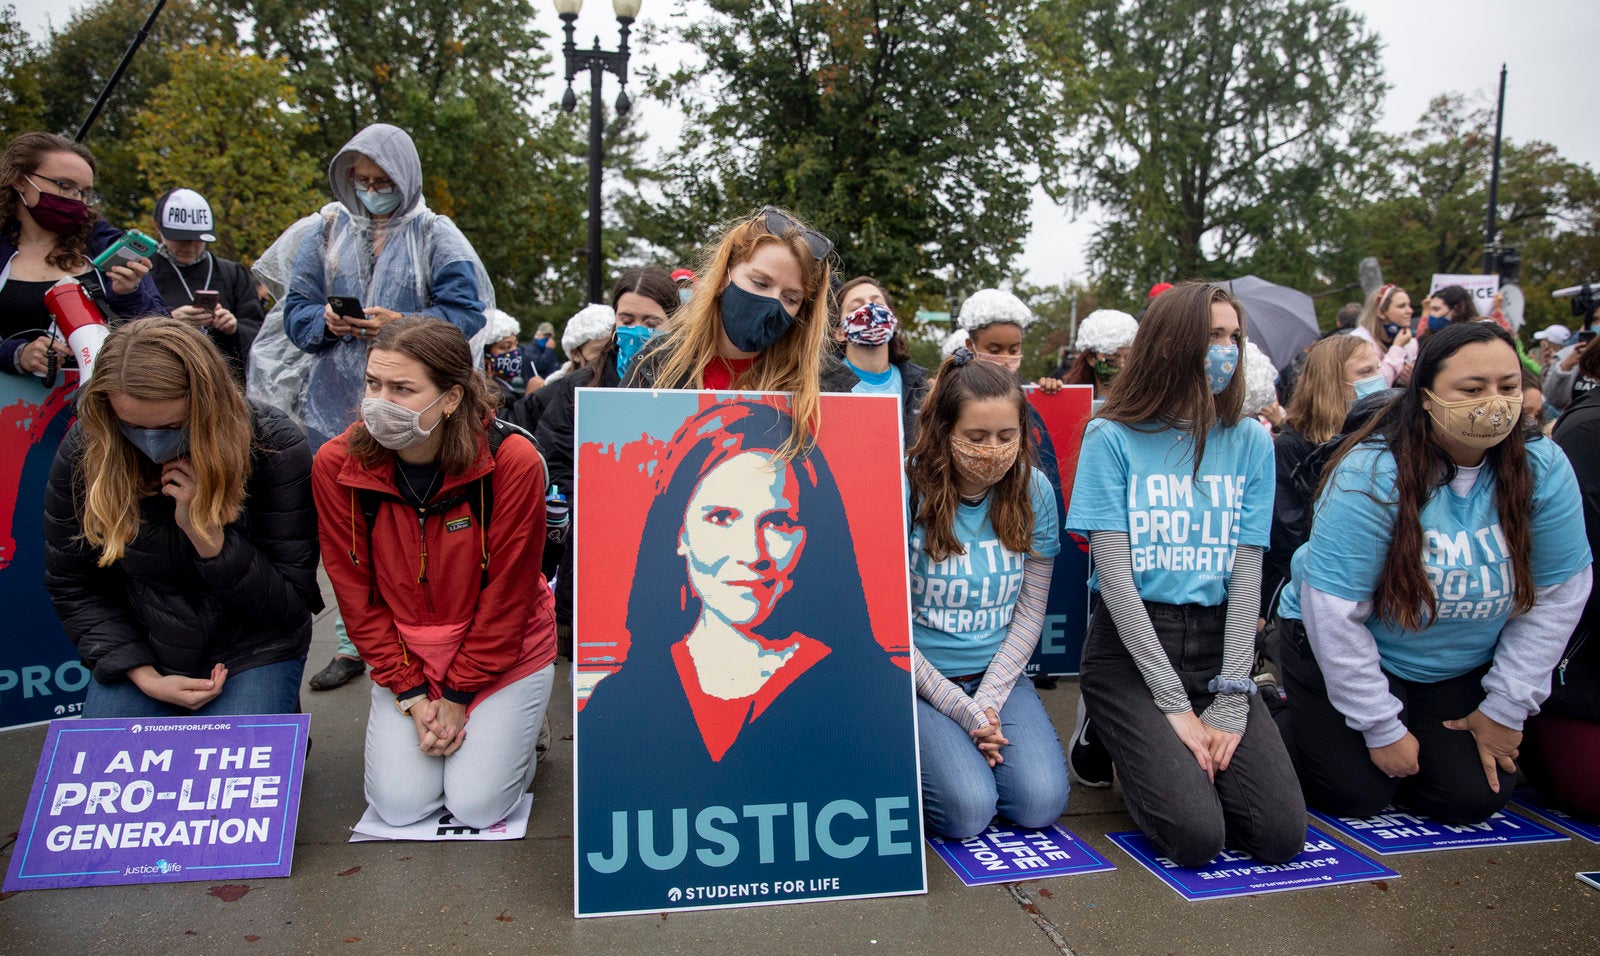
[649,208,833,458]
[75,317,253,565]
[1355,283,1406,341]
[1285,335,1371,444]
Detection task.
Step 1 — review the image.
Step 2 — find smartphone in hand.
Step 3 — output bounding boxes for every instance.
[89,229,160,271]
[192,290,220,314]
[327,295,365,319]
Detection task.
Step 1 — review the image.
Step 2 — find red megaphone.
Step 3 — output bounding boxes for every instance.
[44,282,110,384]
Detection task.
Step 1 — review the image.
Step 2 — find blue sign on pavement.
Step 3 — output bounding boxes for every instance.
[1309,806,1567,855]
[1108,826,1398,900]
[929,823,1115,886]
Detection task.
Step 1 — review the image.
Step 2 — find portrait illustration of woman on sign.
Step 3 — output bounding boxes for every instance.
[580,398,909,770]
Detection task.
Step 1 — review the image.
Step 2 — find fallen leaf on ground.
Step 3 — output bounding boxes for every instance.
[208,885,250,902]
[337,866,361,877]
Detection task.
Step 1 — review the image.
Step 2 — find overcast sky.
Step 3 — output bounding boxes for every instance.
[10,0,1598,286]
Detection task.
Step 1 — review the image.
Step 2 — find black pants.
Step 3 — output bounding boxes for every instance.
[1280,618,1514,824]
[1081,600,1306,867]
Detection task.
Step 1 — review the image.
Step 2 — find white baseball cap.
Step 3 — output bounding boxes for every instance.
[1533,325,1571,346]
[154,188,217,242]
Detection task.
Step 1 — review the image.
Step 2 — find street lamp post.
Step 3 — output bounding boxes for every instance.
[555,0,640,304]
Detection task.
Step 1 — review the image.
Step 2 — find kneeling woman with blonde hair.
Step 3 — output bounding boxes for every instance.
[45,316,321,717]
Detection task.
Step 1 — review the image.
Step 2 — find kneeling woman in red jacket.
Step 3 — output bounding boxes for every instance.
[313,315,556,829]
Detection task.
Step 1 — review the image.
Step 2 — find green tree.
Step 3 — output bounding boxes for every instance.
[634,0,1065,308]
[1045,0,1384,291]
[126,42,323,265]
[1324,95,1600,332]
[228,0,591,316]
[30,0,232,219]
[0,5,46,139]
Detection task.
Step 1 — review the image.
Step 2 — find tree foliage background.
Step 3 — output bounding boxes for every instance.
[0,0,1595,342]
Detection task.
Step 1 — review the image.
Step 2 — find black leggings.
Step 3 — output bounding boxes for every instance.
[1280,619,1514,824]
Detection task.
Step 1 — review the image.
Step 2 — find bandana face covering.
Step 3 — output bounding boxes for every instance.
[842,302,897,347]
[614,324,653,378]
[1423,389,1522,450]
[950,435,1020,490]
[974,352,1022,374]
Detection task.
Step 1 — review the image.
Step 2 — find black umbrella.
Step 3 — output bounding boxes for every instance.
[1222,276,1321,371]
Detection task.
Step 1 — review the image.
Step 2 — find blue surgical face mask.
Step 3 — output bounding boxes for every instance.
[719,281,795,353]
[614,324,653,378]
[1351,373,1387,401]
[1382,322,1403,340]
[356,186,402,216]
[1206,344,1238,394]
[119,423,190,463]
[1427,313,1450,333]
[488,348,523,381]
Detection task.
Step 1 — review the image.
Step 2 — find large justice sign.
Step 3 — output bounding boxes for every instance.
[0,372,92,729]
[4,715,309,890]
[1024,385,1095,676]
[572,390,925,917]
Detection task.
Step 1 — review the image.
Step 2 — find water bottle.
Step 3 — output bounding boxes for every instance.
[545,485,570,544]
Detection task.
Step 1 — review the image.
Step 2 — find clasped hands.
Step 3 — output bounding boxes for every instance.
[409,697,468,757]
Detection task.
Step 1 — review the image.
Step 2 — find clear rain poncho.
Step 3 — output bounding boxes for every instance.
[268,124,491,446]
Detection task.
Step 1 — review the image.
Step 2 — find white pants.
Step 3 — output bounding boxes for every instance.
[363,665,554,829]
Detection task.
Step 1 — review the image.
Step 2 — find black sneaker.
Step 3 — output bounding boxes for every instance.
[1069,699,1113,789]
[308,655,366,691]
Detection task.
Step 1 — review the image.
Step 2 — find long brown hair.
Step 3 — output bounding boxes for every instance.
[1321,321,1535,631]
[1286,335,1372,444]
[347,315,500,476]
[75,317,252,566]
[906,353,1036,563]
[1096,282,1246,472]
[647,207,833,459]
[0,132,99,272]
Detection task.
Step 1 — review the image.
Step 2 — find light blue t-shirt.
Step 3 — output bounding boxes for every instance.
[1290,438,1589,682]
[910,468,1061,677]
[846,358,903,397]
[1066,417,1273,607]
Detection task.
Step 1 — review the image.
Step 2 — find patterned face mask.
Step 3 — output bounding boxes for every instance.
[949,436,1019,489]
[1423,389,1522,451]
[841,302,897,347]
[1206,344,1238,394]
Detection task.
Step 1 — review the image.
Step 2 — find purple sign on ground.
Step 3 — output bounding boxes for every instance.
[4,715,310,891]
[1107,826,1398,901]
[1511,789,1600,844]
[928,823,1115,886]
[1309,806,1566,855]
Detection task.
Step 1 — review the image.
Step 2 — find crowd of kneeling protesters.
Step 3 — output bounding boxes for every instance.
[9,126,1597,857]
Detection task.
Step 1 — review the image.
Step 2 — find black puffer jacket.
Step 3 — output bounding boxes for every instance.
[44,401,323,683]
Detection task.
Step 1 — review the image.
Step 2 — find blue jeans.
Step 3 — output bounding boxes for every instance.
[83,656,307,719]
[918,676,1071,840]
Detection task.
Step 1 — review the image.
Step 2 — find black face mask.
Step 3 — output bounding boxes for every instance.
[719,281,795,353]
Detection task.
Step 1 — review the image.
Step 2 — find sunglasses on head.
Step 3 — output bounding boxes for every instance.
[759,205,833,261]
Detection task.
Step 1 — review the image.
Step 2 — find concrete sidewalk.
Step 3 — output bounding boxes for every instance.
[2,603,1597,955]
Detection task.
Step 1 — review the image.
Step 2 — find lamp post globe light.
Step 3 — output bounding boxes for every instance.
[556,0,640,304]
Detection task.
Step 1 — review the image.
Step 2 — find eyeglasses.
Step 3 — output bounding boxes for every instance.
[28,173,102,207]
[759,205,833,260]
[350,175,397,194]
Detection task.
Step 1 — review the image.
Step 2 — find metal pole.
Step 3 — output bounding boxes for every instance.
[586,60,605,304]
[1483,63,1507,274]
[75,0,169,142]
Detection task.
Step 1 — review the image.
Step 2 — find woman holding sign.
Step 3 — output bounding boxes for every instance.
[905,352,1071,840]
[1068,282,1305,867]
[1282,322,1591,824]
[312,316,556,829]
[43,317,319,717]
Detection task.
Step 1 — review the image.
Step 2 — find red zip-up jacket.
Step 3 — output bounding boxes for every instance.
[312,424,556,709]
